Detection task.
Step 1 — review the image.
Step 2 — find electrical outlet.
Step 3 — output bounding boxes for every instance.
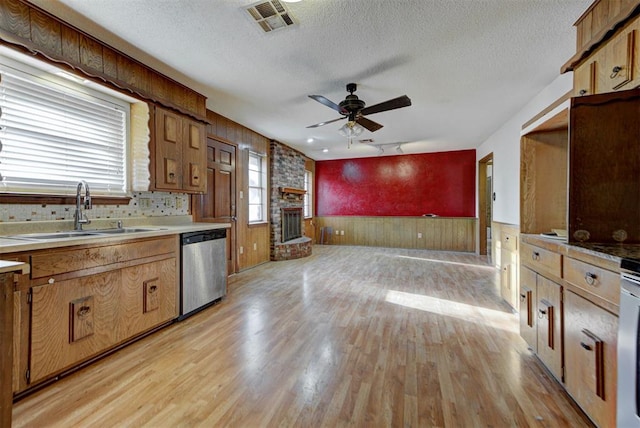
[253,243,257,250]
[418,232,423,238]
[164,197,173,207]
[239,246,244,254]
[139,198,150,209]
[175,197,183,210]
[335,230,339,235]
[340,230,344,235]
[239,190,244,199]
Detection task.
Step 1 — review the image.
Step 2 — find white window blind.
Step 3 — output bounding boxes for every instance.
[248,151,267,223]
[0,60,128,196]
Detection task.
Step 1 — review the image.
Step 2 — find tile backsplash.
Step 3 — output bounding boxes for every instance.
[0,191,189,222]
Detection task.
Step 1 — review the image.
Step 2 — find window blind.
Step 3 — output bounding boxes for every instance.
[0,63,128,196]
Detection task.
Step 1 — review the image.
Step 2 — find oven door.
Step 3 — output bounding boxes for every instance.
[618,272,640,426]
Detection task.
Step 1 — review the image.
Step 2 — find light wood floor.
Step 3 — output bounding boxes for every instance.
[12,246,592,427]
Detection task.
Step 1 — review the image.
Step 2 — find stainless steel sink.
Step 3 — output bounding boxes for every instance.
[9,231,102,240]
[6,228,165,241]
[95,228,161,234]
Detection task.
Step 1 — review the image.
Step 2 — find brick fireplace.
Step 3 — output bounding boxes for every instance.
[270,141,312,261]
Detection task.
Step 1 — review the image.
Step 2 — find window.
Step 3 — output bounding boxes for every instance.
[248,151,267,223]
[0,51,130,197]
[304,170,312,218]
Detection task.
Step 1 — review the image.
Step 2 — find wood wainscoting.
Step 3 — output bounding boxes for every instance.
[315,216,476,252]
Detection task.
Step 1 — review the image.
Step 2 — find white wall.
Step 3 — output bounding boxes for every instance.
[476,73,573,226]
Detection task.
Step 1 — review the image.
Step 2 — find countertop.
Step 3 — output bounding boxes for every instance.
[0,260,30,274]
[0,218,230,254]
[521,234,640,272]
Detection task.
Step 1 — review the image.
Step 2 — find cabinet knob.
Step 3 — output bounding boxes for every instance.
[77,305,91,318]
[532,252,540,261]
[579,89,587,96]
[48,278,55,284]
[610,65,622,78]
[584,272,597,286]
[519,293,526,301]
[580,342,592,351]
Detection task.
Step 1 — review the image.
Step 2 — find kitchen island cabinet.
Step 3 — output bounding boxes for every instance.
[11,235,179,394]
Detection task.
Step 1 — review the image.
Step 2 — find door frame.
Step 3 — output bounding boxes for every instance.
[478,153,493,255]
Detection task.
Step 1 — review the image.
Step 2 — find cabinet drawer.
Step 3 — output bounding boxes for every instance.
[521,242,561,278]
[501,231,517,252]
[30,236,176,279]
[564,257,620,306]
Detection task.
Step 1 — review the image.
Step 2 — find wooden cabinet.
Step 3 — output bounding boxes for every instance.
[569,88,640,244]
[153,106,206,193]
[12,236,178,392]
[519,263,563,382]
[574,25,637,97]
[564,290,618,428]
[499,227,519,310]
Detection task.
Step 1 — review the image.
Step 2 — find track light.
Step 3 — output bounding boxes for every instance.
[396,144,403,154]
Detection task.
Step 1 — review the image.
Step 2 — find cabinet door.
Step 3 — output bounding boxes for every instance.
[519,266,537,351]
[564,290,618,428]
[500,248,518,309]
[602,30,635,92]
[154,107,183,190]
[30,271,121,383]
[574,60,596,96]
[536,275,562,381]
[182,119,206,193]
[118,258,177,338]
[569,89,640,243]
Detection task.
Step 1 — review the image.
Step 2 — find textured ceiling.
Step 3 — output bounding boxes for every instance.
[29,0,591,160]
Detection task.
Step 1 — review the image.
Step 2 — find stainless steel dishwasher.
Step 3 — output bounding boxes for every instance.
[179,229,227,320]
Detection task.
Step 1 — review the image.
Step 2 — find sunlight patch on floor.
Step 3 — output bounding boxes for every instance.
[393,254,495,270]
[385,289,518,333]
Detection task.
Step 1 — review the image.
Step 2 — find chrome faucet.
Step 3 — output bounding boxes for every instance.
[74,180,92,231]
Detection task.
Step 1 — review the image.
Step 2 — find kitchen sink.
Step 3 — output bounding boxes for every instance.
[94,227,162,234]
[9,231,103,240]
[6,228,165,241]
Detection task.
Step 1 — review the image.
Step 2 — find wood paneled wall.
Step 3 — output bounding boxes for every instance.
[304,158,316,243]
[0,0,206,118]
[206,111,271,271]
[315,216,477,252]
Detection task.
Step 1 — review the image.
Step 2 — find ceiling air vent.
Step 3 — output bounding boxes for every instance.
[245,0,297,33]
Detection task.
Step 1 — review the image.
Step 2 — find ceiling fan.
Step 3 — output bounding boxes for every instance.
[306,83,411,133]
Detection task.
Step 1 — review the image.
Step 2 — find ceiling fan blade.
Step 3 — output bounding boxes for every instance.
[356,116,383,132]
[308,95,348,114]
[360,95,411,116]
[306,116,346,128]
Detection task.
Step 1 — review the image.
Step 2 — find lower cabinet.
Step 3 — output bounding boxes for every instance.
[519,236,620,427]
[519,265,562,382]
[29,259,176,384]
[12,236,179,393]
[564,291,618,428]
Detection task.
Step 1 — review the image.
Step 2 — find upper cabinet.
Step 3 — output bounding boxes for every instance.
[564,0,640,97]
[152,106,207,193]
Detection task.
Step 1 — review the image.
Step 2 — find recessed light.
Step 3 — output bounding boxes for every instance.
[322,148,329,153]
[307,138,314,143]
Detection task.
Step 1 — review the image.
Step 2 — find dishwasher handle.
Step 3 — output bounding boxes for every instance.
[182,229,227,245]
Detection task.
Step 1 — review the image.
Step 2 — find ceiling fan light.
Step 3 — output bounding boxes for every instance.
[338,121,364,138]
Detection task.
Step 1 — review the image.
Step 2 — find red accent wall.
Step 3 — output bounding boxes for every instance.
[315,149,476,217]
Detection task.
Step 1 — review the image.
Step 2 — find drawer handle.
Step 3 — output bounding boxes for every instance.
[610,65,622,78]
[580,342,592,351]
[77,305,91,318]
[584,272,597,286]
[532,252,540,261]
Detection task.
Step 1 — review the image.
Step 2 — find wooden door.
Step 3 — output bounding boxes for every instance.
[193,138,237,275]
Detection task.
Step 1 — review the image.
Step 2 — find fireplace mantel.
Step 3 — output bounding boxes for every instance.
[279,187,306,195]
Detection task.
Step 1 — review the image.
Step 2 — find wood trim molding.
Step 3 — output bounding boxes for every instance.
[0,0,207,121]
[521,91,571,131]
